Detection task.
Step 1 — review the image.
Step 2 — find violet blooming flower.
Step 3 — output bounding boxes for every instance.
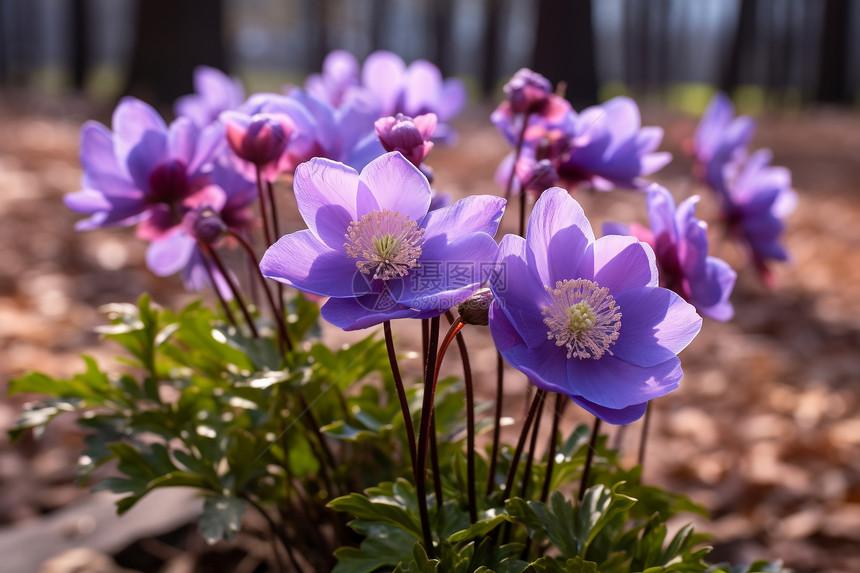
[722,149,796,285]
[495,96,671,194]
[145,161,256,296]
[260,152,504,330]
[174,66,245,128]
[488,187,702,424]
[304,50,362,108]
[374,113,436,167]
[65,97,223,239]
[689,93,755,195]
[604,185,736,321]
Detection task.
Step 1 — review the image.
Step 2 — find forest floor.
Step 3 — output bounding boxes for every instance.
[1,93,859,573]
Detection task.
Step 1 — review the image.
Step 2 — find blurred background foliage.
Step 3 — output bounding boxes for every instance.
[1,0,858,113]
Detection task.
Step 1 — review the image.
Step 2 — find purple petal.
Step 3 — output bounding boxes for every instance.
[321,295,418,331]
[420,195,506,239]
[490,234,551,348]
[357,152,431,221]
[260,229,370,298]
[362,51,406,115]
[146,230,196,276]
[293,157,360,248]
[403,60,442,115]
[437,79,467,121]
[569,396,647,425]
[525,187,595,285]
[167,117,199,166]
[396,232,499,311]
[570,355,682,409]
[188,121,226,176]
[592,235,658,293]
[690,257,736,321]
[611,286,702,367]
[112,97,168,169]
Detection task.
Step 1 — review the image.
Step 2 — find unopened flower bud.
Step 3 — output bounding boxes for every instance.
[518,158,559,193]
[189,208,227,245]
[504,68,554,115]
[224,112,294,166]
[457,287,494,326]
[375,113,436,167]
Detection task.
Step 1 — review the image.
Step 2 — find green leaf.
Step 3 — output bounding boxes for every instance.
[448,511,512,543]
[199,496,246,543]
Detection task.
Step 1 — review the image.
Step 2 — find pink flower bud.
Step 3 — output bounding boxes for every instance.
[224,112,294,167]
[374,113,436,167]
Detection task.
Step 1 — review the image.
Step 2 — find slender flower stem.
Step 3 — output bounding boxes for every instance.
[519,394,546,498]
[415,316,440,558]
[503,389,544,500]
[486,351,505,495]
[540,394,567,502]
[243,495,305,573]
[638,401,653,469]
[227,229,293,352]
[382,321,417,472]
[578,417,602,501]
[255,165,274,248]
[429,413,443,509]
[199,247,238,329]
[445,311,477,523]
[200,242,258,338]
[265,178,287,316]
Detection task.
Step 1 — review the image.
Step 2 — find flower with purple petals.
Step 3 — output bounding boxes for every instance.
[304,50,362,108]
[722,149,796,285]
[374,113,436,167]
[65,97,223,238]
[604,185,736,321]
[174,66,245,128]
[488,187,702,424]
[689,93,755,195]
[260,152,504,330]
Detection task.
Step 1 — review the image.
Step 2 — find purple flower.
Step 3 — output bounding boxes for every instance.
[304,50,362,108]
[722,149,796,285]
[260,152,504,330]
[495,96,671,194]
[604,185,736,321]
[222,111,295,182]
[374,113,436,167]
[488,188,702,424]
[145,161,256,296]
[65,97,223,238]
[174,66,245,128]
[503,68,556,115]
[689,93,755,195]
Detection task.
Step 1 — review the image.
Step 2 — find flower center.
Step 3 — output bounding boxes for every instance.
[541,279,622,360]
[344,210,424,280]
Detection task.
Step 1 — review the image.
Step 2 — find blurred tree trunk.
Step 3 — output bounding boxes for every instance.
[480,0,501,98]
[720,0,757,94]
[370,0,388,50]
[623,0,648,95]
[69,0,89,91]
[304,0,328,73]
[433,0,452,76]
[0,0,6,85]
[125,0,226,106]
[532,0,597,108]
[816,0,851,102]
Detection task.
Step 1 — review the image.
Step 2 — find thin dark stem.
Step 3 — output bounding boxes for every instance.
[255,165,274,248]
[382,321,417,471]
[638,401,652,469]
[486,351,505,496]
[429,413,443,510]
[265,178,287,319]
[201,242,258,338]
[243,496,305,573]
[415,315,441,558]
[200,247,237,329]
[503,389,544,501]
[504,112,532,209]
[227,229,293,352]
[540,394,567,503]
[298,394,337,482]
[519,393,546,499]
[445,311,477,523]
[578,417,602,501]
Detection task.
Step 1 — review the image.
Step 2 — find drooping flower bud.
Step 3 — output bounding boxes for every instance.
[503,68,554,115]
[374,113,436,167]
[189,208,227,245]
[223,112,294,167]
[457,287,494,326]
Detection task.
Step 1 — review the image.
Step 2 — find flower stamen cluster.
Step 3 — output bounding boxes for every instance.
[541,278,621,360]
[345,210,424,280]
